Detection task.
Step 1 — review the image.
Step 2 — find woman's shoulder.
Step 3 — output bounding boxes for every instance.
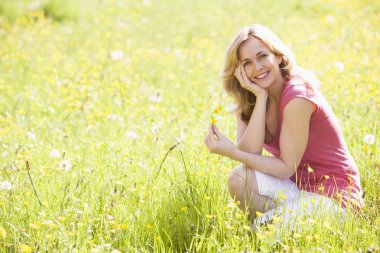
[281,75,321,112]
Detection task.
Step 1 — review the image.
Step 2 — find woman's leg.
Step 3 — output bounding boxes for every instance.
[228,164,277,216]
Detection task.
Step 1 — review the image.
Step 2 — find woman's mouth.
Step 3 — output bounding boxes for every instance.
[254,71,269,80]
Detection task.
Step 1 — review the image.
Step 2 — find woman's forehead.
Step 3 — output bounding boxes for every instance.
[238,37,270,59]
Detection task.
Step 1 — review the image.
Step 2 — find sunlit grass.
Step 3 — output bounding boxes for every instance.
[0,0,379,252]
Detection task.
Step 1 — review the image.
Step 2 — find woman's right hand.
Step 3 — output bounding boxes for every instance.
[234,64,267,98]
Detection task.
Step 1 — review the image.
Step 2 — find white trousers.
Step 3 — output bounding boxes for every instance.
[254,171,346,228]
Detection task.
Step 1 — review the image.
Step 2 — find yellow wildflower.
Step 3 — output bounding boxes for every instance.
[293,233,302,239]
[119,224,128,230]
[306,235,313,241]
[204,195,211,200]
[181,206,188,212]
[205,214,214,219]
[213,105,222,114]
[272,216,282,223]
[255,211,263,217]
[242,225,251,231]
[18,244,32,253]
[0,226,6,239]
[146,224,153,229]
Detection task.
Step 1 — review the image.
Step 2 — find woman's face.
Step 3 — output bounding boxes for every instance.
[238,37,283,89]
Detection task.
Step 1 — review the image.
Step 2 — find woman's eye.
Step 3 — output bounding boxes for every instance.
[243,62,251,66]
[259,54,268,58]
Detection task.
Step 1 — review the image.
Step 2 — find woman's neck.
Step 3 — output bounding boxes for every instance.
[267,75,285,103]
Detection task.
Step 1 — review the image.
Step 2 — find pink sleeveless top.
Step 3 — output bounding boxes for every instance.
[264,77,363,209]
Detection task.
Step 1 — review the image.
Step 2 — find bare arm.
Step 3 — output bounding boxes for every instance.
[205,98,315,178]
[235,94,268,155]
[234,64,268,155]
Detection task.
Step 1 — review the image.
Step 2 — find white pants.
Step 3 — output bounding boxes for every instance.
[254,171,345,228]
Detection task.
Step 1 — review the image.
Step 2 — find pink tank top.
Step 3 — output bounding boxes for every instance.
[264,77,363,209]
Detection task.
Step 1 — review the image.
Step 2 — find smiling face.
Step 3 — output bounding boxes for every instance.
[238,36,284,89]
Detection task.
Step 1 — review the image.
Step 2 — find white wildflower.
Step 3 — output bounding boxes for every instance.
[0,181,12,191]
[334,61,345,72]
[59,160,71,171]
[127,131,138,139]
[363,134,375,145]
[151,124,159,134]
[109,50,124,60]
[49,149,60,158]
[26,131,36,141]
[149,93,162,103]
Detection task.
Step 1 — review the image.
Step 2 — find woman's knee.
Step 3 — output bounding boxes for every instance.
[228,164,257,195]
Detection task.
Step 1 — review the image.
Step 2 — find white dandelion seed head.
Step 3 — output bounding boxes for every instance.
[127,131,138,139]
[363,134,375,145]
[334,61,345,72]
[149,94,162,103]
[59,160,71,171]
[109,50,124,60]
[0,181,12,191]
[151,124,159,134]
[27,131,36,141]
[49,149,60,158]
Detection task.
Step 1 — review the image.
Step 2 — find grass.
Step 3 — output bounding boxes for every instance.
[0,0,379,252]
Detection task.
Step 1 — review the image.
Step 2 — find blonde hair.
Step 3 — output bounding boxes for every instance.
[221,24,318,123]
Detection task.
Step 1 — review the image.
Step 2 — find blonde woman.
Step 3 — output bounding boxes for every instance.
[204,24,362,221]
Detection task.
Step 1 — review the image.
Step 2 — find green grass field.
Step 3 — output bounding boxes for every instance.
[0,0,379,252]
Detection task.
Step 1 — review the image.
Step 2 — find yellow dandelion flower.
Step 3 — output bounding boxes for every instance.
[205,214,214,219]
[264,230,273,236]
[272,216,282,223]
[255,211,264,217]
[0,226,6,239]
[213,105,222,114]
[204,195,211,200]
[146,224,153,229]
[242,225,251,231]
[119,224,128,230]
[18,244,32,253]
[293,233,302,239]
[155,235,161,241]
[29,222,40,229]
[256,233,266,240]
[211,117,217,124]
[288,208,293,214]
[181,206,188,212]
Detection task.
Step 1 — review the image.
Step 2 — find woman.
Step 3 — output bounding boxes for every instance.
[204,24,363,219]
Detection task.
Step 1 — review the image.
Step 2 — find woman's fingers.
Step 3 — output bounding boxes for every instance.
[212,124,222,139]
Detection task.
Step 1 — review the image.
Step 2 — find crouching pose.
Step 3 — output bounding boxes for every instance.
[204,24,363,221]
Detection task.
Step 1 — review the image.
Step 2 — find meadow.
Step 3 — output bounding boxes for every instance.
[0,0,379,252]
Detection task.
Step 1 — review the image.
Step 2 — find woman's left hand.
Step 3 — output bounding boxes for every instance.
[204,124,236,158]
